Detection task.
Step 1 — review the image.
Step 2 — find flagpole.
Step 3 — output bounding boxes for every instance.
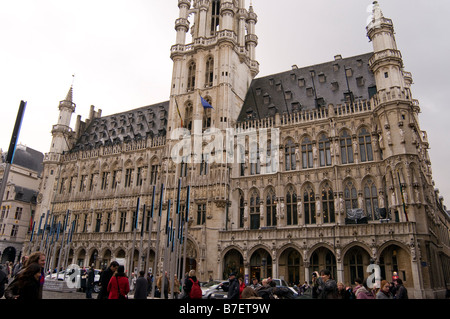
[129,197,140,283]
[138,204,146,272]
[151,182,164,298]
[145,185,156,276]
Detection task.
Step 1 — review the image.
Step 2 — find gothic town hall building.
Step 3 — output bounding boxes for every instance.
[27,1,450,298]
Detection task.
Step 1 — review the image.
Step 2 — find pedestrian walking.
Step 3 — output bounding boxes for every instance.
[0,264,8,298]
[376,280,394,299]
[157,271,170,299]
[183,269,202,299]
[394,278,408,299]
[353,278,375,299]
[336,282,350,299]
[238,276,246,299]
[146,272,153,296]
[130,272,136,292]
[12,256,28,278]
[316,269,338,299]
[107,265,130,300]
[173,274,181,299]
[24,251,46,299]
[86,266,95,299]
[98,261,119,299]
[227,272,240,299]
[134,270,148,299]
[4,263,42,300]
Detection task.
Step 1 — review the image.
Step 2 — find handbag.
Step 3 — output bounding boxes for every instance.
[116,276,127,300]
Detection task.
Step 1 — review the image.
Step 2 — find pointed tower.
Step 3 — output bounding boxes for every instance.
[168,0,259,134]
[31,85,77,248]
[49,85,76,154]
[366,1,420,158]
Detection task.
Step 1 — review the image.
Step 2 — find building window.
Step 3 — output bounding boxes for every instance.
[95,213,102,233]
[321,186,335,224]
[304,186,316,225]
[359,128,373,162]
[340,130,354,164]
[285,139,296,171]
[105,213,112,232]
[119,211,127,232]
[205,56,214,87]
[79,175,87,192]
[112,170,119,189]
[150,165,159,185]
[180,156,188,178]
[185,103,193,131]
[136,167,143,186]
[301,137,314,169]
[197,204,206,225]
[250,143,261,175]
[14,207,23,220]
[364,180,379,220]
[59,178,66,194]
[200,154,209,176]
[203,100,212,129]
[266,189,277,227]
[211,0,221,34]
[101,172,109,190]
[239,193,245,228]
[344,181,358,213]
[250,190,260,230]
[318,134,332,167]
[82,214,88,233]
[124,169,134,188]
[349,250,364,285]
[187,61,196,92]
[10,225,19,238]
[286,187,298,225]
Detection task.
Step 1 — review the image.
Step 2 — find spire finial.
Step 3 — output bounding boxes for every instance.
[64,74,75,103]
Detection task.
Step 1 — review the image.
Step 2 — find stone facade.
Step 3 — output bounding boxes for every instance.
[26,1,450,299]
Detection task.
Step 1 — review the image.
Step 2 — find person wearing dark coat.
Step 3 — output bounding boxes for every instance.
[394,278,408,299]
[98,261,119,299]
[4,263,41,300]
[86,266,95,299]
[0,265,8,298]
[227,272,240,299]
[134,271,148,299]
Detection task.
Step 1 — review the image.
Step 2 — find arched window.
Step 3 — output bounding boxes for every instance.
[266,188,277,227]
[250,190,260,230]
[359,128,373,162]
[185,102,193,131]
[321,184,335,224]
[286,186,298,225]
[187,61,196,92]
[250,142,260,175]
[340,130,354,164]
[203,98,212,129]
[318,134,331,167]
[211,0,221,35]
[344,181,358,213]
[239,192,245,228]
[285,139,296,171]
[304,186,316,225]
[301,137,313,169]
[364,179,379,220]
[205,56,214,87]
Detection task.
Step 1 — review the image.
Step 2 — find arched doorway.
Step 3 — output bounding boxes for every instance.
[77,249,86,267]
[279,248,303,285]
[379,244,412,287]
[250,248,272,281]
[309,247,337,280]
[89,249,99,268]
[223,249,244,279]
[1,247,16,264]
[344,246,371,286]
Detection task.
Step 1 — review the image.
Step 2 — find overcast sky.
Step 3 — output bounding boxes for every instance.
[0,0,449,202]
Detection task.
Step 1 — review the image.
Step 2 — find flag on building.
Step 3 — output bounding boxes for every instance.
[200,95,214,109]
[175,97,183,127]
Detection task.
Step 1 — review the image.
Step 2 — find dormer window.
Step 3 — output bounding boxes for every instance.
[298,78,305,87]
[318,73,326,83]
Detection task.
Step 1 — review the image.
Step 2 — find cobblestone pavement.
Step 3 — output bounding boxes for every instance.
[43,289,98,299]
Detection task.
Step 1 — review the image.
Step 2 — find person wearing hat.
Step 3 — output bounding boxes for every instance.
[227,272,240,299]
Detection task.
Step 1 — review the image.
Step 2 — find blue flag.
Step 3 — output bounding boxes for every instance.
[200,96,214,109]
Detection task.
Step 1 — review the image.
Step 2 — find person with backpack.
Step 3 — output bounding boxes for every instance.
[183,269,202,299]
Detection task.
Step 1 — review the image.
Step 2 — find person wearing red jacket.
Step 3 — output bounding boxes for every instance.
[107,265,130,299]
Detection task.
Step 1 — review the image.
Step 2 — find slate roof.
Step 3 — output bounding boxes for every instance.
[14,185,38,204]
[71,101,169,152]
[237,52,376,122]
[1,145,44,175]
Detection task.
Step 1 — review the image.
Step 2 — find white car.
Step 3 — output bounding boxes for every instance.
[45,268,101,292]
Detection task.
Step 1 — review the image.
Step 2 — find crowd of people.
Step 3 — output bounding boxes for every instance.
[1,254,409,300]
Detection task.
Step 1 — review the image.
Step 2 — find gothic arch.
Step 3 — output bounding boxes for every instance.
[341,241,372,258]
